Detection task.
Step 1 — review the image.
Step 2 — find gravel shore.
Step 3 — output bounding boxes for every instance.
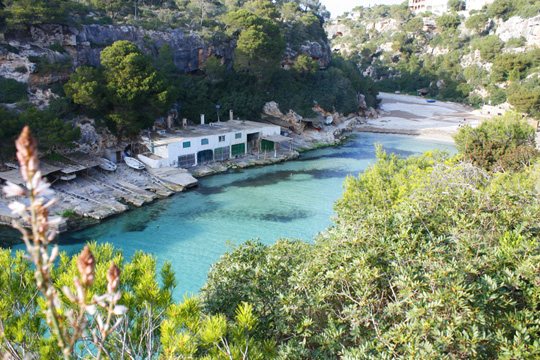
[357,93,487,143]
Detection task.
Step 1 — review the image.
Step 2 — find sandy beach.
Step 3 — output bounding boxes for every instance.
[358,93,486,142]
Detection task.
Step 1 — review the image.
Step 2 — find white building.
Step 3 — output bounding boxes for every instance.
[409,0,449,15]
[140,120,290,169]
[409,0,495,14]
[466,0,495,12]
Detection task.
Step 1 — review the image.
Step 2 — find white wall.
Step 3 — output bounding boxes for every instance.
[466,0,494,11]
[153,123,281,167]
[409,0,449,14]
[137,154,168,169]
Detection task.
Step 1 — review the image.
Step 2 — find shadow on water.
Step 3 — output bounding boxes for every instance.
[209,207,314,224]
[257,209,313,223]
[0,226,23,248]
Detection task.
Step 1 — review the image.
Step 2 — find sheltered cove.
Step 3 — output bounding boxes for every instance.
[0,94,489,234]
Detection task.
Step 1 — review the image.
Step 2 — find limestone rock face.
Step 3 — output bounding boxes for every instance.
[283,39,332,69]
[299,40,331,68]
[4,22,333,79]
[0,50,34,82]
[262,101,285,119]
[28,88,58,109]
[358,94,368,110]
[262,101,306,134]
[496,15,540,48]
[4,24,236,73]
[74,117,119,154]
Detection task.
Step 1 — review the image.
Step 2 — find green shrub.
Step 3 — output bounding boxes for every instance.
[467,93,484,108]
[454,112,538,171]
[0,77,27,103]
[203,148,540,358]
[507,81,540,118]
[435,12,461,31]
[28,55,72,75]
[60,209,77,218]
[465,13,488,33]
[448,0,465,11]
[472,35,504,61]
[505,37,526,48]
[48,42,67,54]
[487,0,515,20]
[489,86,507,105]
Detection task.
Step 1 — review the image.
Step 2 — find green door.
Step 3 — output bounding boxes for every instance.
[231,143,245,157]
[261,140,274,152]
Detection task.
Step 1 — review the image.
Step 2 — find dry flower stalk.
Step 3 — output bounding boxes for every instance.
[3,126,127,359]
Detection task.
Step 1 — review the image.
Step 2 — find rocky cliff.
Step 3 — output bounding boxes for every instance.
[495,15,540,48]
[1,22,332,80]
[0,22,333,108]
[2,24,235,77]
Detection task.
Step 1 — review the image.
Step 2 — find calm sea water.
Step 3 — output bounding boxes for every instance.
[4,133,454,298]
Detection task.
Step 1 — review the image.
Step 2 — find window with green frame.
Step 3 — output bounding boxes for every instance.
[183,141,191,148]
[201,138,209,145]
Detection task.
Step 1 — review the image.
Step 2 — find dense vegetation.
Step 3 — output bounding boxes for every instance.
[64,40,174,138]
[0,243,274,358]
[0,103,80,159]
[201,116,540,358]
[1,116,539,358]
[455,112,538,171]
[330,1,540,118]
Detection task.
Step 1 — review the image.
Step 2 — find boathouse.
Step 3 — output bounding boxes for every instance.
[141,120,291,168]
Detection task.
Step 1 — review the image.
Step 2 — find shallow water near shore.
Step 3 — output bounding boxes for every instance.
[4,133,455,298]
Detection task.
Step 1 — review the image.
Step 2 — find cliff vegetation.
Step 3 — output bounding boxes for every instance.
[0,0,378,151]
[327,1,540,119]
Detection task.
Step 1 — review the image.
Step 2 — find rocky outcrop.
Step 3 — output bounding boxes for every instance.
[74,117,119,154]
[262,101,306,134]
[496,15,540,48]
[4,24,236,72]
[3,22,334,88]
[283,39,332,69]
[0,51,34,82]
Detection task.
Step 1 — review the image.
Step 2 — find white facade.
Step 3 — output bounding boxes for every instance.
[466,0,495,11]
[143,120,282,168]
[409,0,495,14]
[409,0,449,15]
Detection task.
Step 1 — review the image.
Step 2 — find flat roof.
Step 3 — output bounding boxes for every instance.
[149,120,278,146]
[262,134,293,143]
[0,163,61,185]
[42,153,101,175]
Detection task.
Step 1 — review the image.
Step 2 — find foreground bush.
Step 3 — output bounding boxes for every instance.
[454,112,538,171]
[3,124,540,358]
[0,127,270,359]
[202,149,540,358]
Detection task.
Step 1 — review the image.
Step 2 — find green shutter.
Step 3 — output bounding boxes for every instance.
[261,140,274,152]
[231,143,245,156]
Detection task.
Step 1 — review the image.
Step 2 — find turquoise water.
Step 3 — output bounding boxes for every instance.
[4,133,454,298]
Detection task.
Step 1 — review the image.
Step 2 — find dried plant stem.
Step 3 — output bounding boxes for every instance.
[3,126,126,359]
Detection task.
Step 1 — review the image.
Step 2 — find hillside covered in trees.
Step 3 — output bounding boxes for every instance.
[327,0,540,119]
[0,0,378,155]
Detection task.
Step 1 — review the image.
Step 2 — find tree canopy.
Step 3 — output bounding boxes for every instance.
[65,40,172,138]
[202,137,540,358]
